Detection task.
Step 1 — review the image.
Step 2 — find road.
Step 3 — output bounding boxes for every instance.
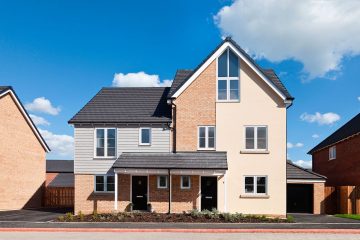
[0,232,359,240]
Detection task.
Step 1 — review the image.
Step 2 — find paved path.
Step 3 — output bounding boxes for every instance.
[0,209,70,222]
[0,232,359,240]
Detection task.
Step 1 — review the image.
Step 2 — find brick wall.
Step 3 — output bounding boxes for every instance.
[46,173,58,186]
[0,93,46,210]
[313,182,325,214]
[74,174,131,214]
[312,134,360,186]
[173,60,216,151]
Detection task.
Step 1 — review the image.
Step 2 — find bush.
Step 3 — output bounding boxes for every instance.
[64,212,74,221]
[92,210,99,221]
[57,216,65,222]
[78,211,84,221]
[287,215,295,222]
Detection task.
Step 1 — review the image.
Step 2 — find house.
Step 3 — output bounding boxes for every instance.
[45,160,74,208]
[46,160,74,188]
[0,86,50,210]
[309,113,360,186]
[286,161,326,214]
[69,37,300,217]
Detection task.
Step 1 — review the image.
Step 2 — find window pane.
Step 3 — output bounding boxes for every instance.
[245,127,255,149]
[208,137,215,148]
[107,148,115,157]
[229,80,239,100]
[159,176,167,187]
[96,148,104,156]
[107,129,116,139]
[257,127,267,149]
[141,129,150,144]
[257,177,266,194]
[95,176,104,192]
[96,129,105,156]
[107,176,115,192]
[218,50,228,77]
[199,127,206,138]
[245,177,254,193]
[218,80,227,100]
[107,130,116,157]
[229,50,239,77]
[208,127,215,138]
[199,137,206,148]
[182,176,190,188]
[96,129,104,138]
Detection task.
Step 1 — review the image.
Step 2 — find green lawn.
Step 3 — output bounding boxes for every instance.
[334,214,360,220]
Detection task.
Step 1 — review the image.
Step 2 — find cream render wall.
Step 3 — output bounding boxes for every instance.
[216,60,287,216]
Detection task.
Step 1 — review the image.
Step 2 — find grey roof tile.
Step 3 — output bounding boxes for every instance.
[113,152,228,170]
[167,70,193,98]
[46,160,74,173]
[287,160,326,180]
[308,113,360,154]
[47,173,74,187]
[69,87,171,124]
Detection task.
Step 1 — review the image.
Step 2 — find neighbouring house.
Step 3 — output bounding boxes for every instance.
[69,37,301,217]
[0,86,50,210]
[309,113,360,186]
[44,160,74,208]
[286,161,326,214]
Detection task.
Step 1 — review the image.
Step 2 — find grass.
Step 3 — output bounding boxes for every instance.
[334,214,360,220]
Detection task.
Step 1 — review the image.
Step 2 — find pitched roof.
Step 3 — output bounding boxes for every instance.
[46,160,74,173]
[47,173,74,187]
[69,87,172,124]
[0,86,50,152]
[113,152,228,170]
[287,160,326,180]
[168,70,193,98]
[308,113,360,154]
[169,37,294,100]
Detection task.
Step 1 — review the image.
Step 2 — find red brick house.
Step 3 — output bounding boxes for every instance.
[309,113,360,186]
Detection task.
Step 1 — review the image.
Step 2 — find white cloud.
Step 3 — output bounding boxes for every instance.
[39,129,74,157]
[287,142,304,149]
[25,97,61,115]
[214,0,360,79]
[292,160,312,169]
[29,114,50,126]
[300,112,340,125]
[357,96,360,101]
[312,134,320,139]
[112,72,172,87]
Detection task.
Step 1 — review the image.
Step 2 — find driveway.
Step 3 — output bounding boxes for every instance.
[291,213,360,224]
[0,208,71,222]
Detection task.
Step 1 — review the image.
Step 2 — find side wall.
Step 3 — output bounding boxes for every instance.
[0,94,46,210]
[312,134,360,186]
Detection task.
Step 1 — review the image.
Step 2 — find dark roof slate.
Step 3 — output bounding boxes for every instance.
[113,152,228,170]
[0,86,11,94]
[287,161,326,180]
[167,70,193,98]
[308,113,360,154]
[168,37,294,100]
[47,173,74,187]
[69,87,171,124]
[46,160,74,173]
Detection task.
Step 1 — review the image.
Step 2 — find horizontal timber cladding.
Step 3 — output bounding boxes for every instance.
[74,127,170,174]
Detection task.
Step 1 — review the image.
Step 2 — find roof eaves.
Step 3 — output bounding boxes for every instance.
[287,160,327,179]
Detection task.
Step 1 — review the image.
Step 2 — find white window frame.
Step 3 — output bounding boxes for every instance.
[139,127,151,146]
[94,175,115,193]
[244,126,268,150]
[198,126,216,150]
[244,175,267,195]
[180,176,191,189]
[329,146,336,160]
[216,48,240,102]
[94,128,117,158]
[157,175,168,189]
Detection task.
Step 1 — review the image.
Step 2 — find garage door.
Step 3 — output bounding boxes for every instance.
[287,184,313,213]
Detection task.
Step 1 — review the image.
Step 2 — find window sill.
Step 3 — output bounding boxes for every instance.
[240,150,270,154]
[139,144,151,146]
[197,148,216,151]
[240,194,269,199]
[216,100,240,103]
[93,192,114,195]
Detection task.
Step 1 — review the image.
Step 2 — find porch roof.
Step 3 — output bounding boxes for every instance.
[112,152,228,170]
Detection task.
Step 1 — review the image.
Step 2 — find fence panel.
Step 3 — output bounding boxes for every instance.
[44,187,74,208]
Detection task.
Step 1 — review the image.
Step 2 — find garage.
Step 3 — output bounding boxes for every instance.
[286,161,326,214]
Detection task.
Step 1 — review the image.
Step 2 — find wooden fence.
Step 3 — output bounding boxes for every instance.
[324,186,360,214]
[44,187,74,208]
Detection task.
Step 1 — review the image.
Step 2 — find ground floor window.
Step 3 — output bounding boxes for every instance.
[244,176,267,194]
[157,175,168,189]
[95,175,115,192]
[181,176,191,189]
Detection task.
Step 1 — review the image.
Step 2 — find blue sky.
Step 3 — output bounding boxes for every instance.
[0,1,359,167]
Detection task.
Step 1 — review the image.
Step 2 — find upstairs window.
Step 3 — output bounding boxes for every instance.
[139,128,151,145]
[329,146,336,160]
[95,128,116,157]
[245,126,267,150]
[198,126,215,150]
[217,48,240,101]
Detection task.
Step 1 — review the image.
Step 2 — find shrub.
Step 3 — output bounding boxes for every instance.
[77,211,84,221]
[287,215,295,222]
[92,210,99,221]
[189,209,201,218]
[57,216,65,222]
[64,212,74,221]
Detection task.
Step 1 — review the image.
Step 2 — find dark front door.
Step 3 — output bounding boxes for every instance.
[201,176,217,211]
[287,184,313,213]
[132,176,148,211]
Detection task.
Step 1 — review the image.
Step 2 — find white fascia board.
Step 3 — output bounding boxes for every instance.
[171,41,287,101]
[287,179,326,183]
[0,89,50,152]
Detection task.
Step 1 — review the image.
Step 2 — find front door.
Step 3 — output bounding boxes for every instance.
[201,176,217,211]
[132,176,148,211]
